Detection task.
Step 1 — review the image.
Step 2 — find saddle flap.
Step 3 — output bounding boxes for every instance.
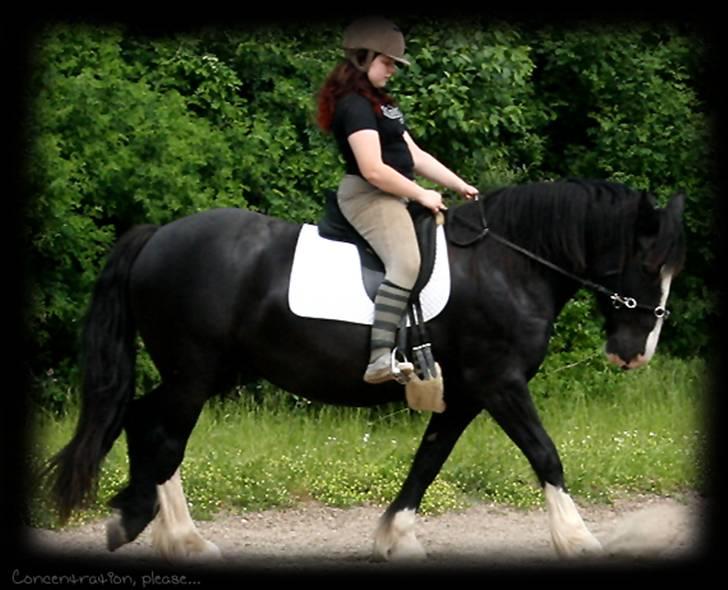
[408,203,438,296]
[317,190,439,299]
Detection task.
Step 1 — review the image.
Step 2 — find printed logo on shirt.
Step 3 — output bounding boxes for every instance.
[381,105,405,125]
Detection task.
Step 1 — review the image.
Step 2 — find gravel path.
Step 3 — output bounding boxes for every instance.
[23,494,704,572]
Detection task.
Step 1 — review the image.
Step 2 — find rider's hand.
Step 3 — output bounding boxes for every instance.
[456,181,479,200]
[415,188,446,213]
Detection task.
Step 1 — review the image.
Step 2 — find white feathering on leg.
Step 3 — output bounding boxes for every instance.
[151,468,222,561]
[544,483,602,558]
[373,509,427,561]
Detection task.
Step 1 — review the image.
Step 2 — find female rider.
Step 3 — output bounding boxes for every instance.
[317,16,479,384]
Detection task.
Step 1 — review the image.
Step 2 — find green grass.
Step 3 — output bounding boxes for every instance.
[28,355,708,529]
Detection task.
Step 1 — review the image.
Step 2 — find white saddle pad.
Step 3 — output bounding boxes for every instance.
[288,224,451,325]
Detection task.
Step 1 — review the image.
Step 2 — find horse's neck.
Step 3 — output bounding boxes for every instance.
[462,240,578,327]
[473,185,638,320]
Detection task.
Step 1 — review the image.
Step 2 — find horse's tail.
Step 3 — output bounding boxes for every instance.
[47,224,158,522]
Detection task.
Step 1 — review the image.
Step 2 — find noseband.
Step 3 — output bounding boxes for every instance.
[449,197,671,320]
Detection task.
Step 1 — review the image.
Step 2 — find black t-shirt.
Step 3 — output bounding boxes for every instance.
[332,93,415,180]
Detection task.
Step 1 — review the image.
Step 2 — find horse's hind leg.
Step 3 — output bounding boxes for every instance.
[106,376,211,552]
[374,404,479,560]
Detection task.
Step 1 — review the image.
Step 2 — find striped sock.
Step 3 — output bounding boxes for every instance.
[369,280,411,363]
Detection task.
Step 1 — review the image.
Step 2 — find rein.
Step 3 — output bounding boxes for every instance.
[450,197,670,320]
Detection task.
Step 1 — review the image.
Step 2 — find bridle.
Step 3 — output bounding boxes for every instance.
[449,197,671,320]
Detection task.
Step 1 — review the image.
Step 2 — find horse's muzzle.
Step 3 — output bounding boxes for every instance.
[606,352,648,371]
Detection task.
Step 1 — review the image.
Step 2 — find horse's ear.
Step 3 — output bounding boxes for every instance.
[665,192,686,222]
[636,192,660,237]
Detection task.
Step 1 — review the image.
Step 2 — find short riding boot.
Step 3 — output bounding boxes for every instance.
[364,280,411,384]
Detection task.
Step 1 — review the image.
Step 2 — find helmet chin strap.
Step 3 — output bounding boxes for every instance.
[346,49,376,72]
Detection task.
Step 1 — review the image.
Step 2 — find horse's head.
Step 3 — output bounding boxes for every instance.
[592,192,686,370]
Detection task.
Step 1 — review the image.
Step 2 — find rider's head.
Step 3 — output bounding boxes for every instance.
[342,16,411,72]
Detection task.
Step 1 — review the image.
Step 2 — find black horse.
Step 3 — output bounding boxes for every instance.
[49,179,685,560]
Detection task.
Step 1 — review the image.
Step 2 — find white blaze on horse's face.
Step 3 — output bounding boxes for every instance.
[606,268,673,370]
[641,270,673,362]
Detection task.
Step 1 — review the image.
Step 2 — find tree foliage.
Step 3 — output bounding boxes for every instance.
[24,21,714,407]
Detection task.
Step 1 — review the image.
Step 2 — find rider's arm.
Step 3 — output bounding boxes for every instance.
[348,130,443,212]
[403,132,479,199]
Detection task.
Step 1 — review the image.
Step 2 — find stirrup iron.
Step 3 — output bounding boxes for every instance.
[391,347,414,384]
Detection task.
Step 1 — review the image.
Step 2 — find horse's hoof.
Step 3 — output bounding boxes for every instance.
[389,539,428,561]
[189,539,223,561]
[155,532,223,561]
[551,526,603,558]
[106,513,128,552]
[373,509,427,562]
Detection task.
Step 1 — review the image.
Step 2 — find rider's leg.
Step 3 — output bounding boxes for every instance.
[337,175,420,382]
[366,279,413,383]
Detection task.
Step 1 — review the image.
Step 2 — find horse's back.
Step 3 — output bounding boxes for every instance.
[132,208,298,281]
[129,208,300,356]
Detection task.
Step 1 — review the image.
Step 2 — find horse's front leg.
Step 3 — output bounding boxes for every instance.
[485,378,602,557]
[151,468,222,561]
[374,404,480,561]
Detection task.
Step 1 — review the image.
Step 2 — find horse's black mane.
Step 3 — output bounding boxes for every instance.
[451,179,684,275]
[483,179,641,272]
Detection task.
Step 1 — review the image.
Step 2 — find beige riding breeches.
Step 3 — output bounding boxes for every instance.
[336,175,421,289]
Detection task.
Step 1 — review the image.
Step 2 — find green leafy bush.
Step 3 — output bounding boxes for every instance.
[25,22,713,408]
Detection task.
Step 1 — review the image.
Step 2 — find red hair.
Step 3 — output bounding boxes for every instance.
[316,56,395,133]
